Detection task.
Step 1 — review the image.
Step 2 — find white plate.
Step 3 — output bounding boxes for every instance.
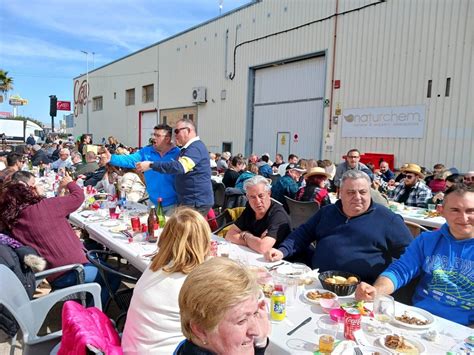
[303,288,337,305]
[360,345,391,355]
[392,306,435,330]
[377,335,426,354]
[109,225,128,233]
[332,341,391,355]
[87,215,104,222]
[101,220,121,227]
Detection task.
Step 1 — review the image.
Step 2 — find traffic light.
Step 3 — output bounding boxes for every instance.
[49,95,57,117]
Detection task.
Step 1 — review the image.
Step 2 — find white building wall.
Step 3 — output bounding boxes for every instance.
[73,0,473,171]
[74,46,159,146]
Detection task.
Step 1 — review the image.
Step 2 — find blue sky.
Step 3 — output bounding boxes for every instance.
[0,0,250,125]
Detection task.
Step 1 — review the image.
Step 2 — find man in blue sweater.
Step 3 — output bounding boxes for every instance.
[265,170,413,284]
[356,183,473,326]
[103,124,179,213]
[137,118,213,215]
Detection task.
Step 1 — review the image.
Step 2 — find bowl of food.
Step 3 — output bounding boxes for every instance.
[94,193,109,201]
[318,270,360,296]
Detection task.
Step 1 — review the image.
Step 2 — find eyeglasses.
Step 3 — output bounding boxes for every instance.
[153,133,168,138]
[174,127,189,135]
[405,174,416,179]
[347,155,360,159]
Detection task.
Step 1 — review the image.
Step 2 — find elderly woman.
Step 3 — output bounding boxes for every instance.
[295,167,332,207]
[0,170,113,305]
[176,257,270,354]
[122,207,211,354]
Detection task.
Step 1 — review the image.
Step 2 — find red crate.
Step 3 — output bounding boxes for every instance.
[360,153,394,171]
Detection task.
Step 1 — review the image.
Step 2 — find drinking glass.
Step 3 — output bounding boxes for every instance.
[317,316,338,354]
[217,241,230,257]
[373,294,395,335]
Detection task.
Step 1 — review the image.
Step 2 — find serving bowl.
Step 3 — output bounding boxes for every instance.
[318,270,360,296]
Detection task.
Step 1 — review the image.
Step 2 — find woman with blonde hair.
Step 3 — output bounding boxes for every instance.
[176,257,270,354]
[122,207,211,354]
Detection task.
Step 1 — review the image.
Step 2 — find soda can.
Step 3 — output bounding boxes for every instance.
[270,291,286,321]
[344,308,361,340]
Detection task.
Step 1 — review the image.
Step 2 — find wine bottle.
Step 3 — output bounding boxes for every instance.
[147,205,158,242]
[156,197,166,228]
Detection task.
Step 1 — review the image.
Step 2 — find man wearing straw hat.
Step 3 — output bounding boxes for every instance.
[389,163,432,208]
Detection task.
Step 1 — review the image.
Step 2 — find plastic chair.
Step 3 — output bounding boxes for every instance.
[284,196,320,229]
[86,249,139,330]
[223,187,248,209]
[35,264,87,306]
[0,264,101,355]
[269,174,280,185]
[404,221,429,237]
[212,181,226,212]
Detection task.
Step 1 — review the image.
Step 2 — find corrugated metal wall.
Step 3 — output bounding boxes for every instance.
[73,0,473,171]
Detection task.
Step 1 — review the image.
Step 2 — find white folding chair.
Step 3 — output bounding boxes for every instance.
[0,264,101,355]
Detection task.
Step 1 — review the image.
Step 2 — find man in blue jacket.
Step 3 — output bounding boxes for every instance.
[356,183,473,326]
[103,124,179,213]
[137,118,213,216]
[265,170,413,284]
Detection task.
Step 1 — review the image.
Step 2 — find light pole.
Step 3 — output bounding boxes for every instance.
[81,50,90,133]
[92,52,95,70]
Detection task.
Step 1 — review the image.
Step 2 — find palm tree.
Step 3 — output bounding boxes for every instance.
[0,70,14,103]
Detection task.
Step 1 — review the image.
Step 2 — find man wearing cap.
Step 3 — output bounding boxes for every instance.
[333,148,374,188]
[389,163,432,208]
[295,167,332,207]
[31,144,51,166]
[51,148,73,171]
[265,170,413,284]
[271,163,306,211]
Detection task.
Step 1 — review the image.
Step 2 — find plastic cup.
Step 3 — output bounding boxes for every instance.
[428,204,436,211]
[317,317,338,354]
[131,216,140,231]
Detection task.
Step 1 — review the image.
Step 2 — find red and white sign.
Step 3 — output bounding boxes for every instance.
[57,101,71,111]
[0,111,12,118]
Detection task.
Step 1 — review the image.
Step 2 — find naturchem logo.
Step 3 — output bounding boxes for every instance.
[344,111,423,124]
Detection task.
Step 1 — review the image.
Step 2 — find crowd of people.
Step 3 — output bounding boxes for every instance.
[0,121,472,352]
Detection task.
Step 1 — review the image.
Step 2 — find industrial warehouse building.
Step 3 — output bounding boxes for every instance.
[72,0,473,172]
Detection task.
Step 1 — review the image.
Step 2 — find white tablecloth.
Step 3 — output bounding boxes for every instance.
[69,210,472,354]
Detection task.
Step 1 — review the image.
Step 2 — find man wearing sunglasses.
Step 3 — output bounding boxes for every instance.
[136,118,213,216]
[389,163,432,208]
[102,124,179,214]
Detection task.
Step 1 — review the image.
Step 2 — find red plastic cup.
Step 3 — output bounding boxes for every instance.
[131,217,140,231]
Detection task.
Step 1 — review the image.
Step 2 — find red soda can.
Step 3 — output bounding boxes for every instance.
[210,241,218,257]
[344,308,361,340]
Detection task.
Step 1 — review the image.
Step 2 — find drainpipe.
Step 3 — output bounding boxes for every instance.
[328,0,339,131]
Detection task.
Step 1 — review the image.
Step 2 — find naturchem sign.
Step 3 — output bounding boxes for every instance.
[341,105,425,138]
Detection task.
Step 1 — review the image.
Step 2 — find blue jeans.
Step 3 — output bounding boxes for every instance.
[50,263,120,307]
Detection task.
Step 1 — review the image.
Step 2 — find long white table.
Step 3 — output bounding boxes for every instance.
[69,210,471,354]
[395,208,445,229]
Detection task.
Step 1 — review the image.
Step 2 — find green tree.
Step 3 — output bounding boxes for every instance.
[0,69,14,93]
[0,69,14,104]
